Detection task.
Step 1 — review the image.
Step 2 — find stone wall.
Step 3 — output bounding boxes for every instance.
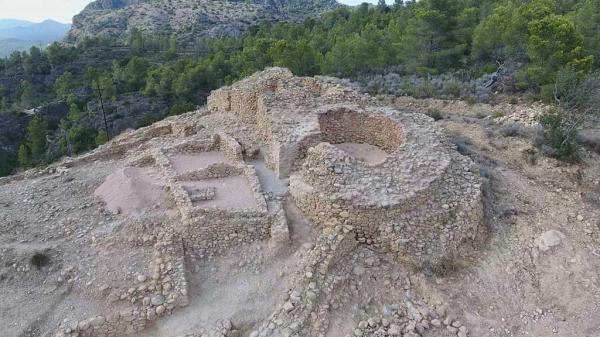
[289,107,483,268]
[56,229,189,337]
[318,107,405,153]
[56,134,276,337]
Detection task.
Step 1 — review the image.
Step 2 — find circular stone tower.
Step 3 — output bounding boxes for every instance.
[289,105,483,267]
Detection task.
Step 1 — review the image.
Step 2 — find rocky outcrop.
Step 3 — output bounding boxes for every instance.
[66,0,340,44]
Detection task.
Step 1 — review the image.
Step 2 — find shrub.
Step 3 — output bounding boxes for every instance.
[444,81,462,98]
[426,108,443,121]
[537,109,580,161]
[411,82,437,99]
[136,114,160,128]
[30,252,50,269]
[169,101,196,116]
[0,153,17,176]
[465,96,477,105]
[500,122,527,137]
[539,84,555,103]
[492,111,505,118]
[95,130,109,146]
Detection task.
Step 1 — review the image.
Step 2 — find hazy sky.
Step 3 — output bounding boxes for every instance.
[0,0,391,24]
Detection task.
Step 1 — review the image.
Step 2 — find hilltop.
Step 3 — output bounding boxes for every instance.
[66,0,340,44]
[1,68,599,337]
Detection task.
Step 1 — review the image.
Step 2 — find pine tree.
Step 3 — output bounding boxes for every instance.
[19,116,48,167]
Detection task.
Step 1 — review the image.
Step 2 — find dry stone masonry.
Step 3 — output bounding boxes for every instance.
[209,68,484,267]
[47,67,483,337]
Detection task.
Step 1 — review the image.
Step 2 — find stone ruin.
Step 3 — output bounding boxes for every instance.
[54,68,483,337]
[207,68,483,266]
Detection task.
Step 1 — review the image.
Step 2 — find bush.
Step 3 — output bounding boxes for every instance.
[465,96,477,105]
[0,153,17,176]
[169,101,196,116]
[136,114,160,128]
[500,122,527,137]
[95,130,109,146]
[492,111,505,118]
[444,82,462,98]
[426,108,443,121]
[537,109,580,161]
[411,82,437,99]
[539,84,555,103]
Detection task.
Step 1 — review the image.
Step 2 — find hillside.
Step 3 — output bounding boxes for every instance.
[0,20,71,57]
[1,68,599,337]
[66,0,340,43]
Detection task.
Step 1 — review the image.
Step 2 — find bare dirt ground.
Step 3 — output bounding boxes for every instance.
[1,96,599,337]
[94,166,168,217]
[334,143,388,164]
[388,96,600,336]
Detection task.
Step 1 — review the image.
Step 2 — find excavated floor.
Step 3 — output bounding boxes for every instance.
[182,176,258,210]
[333,143,388,164]
[168,152,230,173]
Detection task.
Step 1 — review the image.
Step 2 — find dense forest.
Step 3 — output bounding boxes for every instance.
[1,0,599,176]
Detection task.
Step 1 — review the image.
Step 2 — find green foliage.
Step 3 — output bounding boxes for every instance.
[0,84,7,112]
[66,127,97,154]
[410,81,437,98]
[113,57,152,92]
[18,116,48,167]
[525,14,590,88]
[473,2,527,61]
[426,107,443,121]
[145,67,177,98]
[169,101,196,116]
[89,74,117,101]
[54,72,78,100]
[23,47,50,75]
[538,108,580,161]
[444,81,462,98]
[270,39,321,76]
[17,80,35,108]
[0,153,17,176]
[95,130,109,146]
[46,43,78,67]
[136,114,160,128]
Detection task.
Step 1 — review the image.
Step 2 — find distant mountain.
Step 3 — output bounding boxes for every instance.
[0,19,71,57]
[0,19,35,30]
[66,0,340,44]
[0,20,71,42]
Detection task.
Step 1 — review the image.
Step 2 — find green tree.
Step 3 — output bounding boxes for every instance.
[18,80,35,108]
[0,85,7,112]
[114,57,151,91]
[23,46,50,75]
[400,0,475,73]
[54,72,78,100]
[0,153,17,176]
[269,39,322,76]
[145,67,176,98]
[46,42,78,67]
[524,14,593,88]
[18,116,48,167]
[95,130,109,146]
[472,2,527,62]
[96,75,117,100]
[570,0,600,67]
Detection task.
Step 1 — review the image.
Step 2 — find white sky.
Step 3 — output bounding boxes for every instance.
[0,0,391,24]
